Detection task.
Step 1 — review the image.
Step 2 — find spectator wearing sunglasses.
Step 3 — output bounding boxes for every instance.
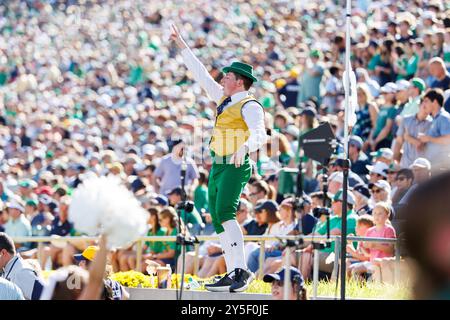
[392,169,414,209]
[368,180,395,219]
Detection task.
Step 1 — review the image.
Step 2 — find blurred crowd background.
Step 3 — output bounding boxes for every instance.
[0,0,450,292]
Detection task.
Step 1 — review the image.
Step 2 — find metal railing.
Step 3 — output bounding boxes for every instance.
[13,234,400,299]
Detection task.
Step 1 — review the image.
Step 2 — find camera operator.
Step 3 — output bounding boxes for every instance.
[167,187,204,236]
[296,190,358,280]
[283,196,318,236]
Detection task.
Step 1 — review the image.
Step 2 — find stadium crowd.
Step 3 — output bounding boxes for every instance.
[0,0,450,299]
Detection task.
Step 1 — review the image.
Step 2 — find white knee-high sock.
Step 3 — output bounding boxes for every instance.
[222,219,247,270]
[218,231,234,273]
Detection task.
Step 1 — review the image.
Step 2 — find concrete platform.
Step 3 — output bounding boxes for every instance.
[127,287,272,300]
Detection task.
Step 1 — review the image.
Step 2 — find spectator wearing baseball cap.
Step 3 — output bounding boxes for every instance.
[398,157,433,207]
[352,184,373,216]
[395,79,411,109]
[409,158,432,182]
[298,189,358,280]
[400,77,426,117]
[368,180,396,219]
[4,201,32,248]
[74,246,99,267]
[74,246,129,300]
[263,266,307,300]
[281,196,317,236]
[18,180,37,199]
[369,82,398,150]
[328,161,365,191]
[348,135,370,179]
[242,200,268,237]
[277,69,301,109]
[392,168,414,211]
[366,161,389,183]
[370,147,394,165]
[248,199,294,273]
[25,197,52,237]
[167,187,204,236]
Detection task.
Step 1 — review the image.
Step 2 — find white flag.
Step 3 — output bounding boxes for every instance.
[342,66,358,127]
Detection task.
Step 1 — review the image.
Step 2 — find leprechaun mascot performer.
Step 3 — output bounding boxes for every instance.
[171,25,267,292]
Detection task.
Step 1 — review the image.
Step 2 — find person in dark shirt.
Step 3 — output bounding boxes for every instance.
[282,197,317,236]
[277,69,301,108]
[243,216,268,236]
[38,196,73,269]
[19,127,32,147]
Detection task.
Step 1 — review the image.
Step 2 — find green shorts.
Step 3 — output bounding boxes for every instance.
[208,152,252,234]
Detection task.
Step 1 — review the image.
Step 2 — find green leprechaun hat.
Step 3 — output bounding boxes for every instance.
[222,61,258,83]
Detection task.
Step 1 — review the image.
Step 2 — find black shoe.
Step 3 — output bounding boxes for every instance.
[205,271,235,292]
[229,268,255,293]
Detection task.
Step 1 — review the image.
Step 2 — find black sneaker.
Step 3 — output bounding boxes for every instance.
[204,271,235,292]
[229,268,255,293]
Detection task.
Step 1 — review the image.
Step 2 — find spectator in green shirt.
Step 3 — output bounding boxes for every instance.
[297,190,358,280]
[400,77,426,117]
[368,82,398,150]
[168,187,204,236]
[394,41,419,81]
[127,207,166,272]
[147,207,184,270]
[194,170,209,216]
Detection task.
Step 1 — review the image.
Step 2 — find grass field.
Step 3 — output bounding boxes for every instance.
[109,271,412,300]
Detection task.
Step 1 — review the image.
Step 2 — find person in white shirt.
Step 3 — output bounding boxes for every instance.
[170,24,267,293]
[0,233,44,300]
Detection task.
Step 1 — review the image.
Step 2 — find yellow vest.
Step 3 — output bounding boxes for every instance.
[210,95,257,156]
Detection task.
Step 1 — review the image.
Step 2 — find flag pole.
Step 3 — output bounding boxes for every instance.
[340,0,352,301]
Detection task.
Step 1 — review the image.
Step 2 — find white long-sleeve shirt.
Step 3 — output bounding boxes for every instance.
[181,48,267,153]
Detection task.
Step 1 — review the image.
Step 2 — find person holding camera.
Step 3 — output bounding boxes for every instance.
[167,187,204,236]
[297,190,358,280]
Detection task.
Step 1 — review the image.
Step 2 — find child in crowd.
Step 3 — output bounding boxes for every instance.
[346,215,374,277]
[348,203,396,280]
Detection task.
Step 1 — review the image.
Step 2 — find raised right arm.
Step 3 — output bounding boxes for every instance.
[170,24,223,102]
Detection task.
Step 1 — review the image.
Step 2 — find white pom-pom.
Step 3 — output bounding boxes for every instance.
[69,175,148,249]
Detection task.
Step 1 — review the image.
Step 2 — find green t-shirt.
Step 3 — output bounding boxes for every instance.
[400,96,420,117]
[373,106,397,140]
[194,185,208,214]
[368,54,381,71]
[145,227,166,254]
[396,54,419,80]
[0,72,8,86]
[316,210,358,253]
[129,65,144,85]
[162,228,178,251]
[181,208,203,226]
